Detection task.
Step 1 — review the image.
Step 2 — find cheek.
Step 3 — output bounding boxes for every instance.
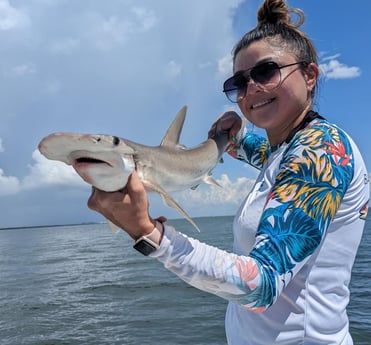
[237,100,253,120]
[281,76,310,104]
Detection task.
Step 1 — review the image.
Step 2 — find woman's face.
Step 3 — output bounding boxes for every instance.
[234,39,317,145]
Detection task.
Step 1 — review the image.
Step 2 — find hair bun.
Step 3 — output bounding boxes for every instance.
[257,0,304,28]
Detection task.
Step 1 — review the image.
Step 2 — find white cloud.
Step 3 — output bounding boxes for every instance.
[166,60,182,79]
[218,54,233,79]
[131,7,157,31]
[0,0,29,30]
[11,63,36,77]
[43,79,61,95]
[178,174,254,207]
[0,168,20,195]
[1,154,73,196]
[0,149,85,196]
[50,38,80,55]
[21,150,85,190]
[320,53,341,62]
[198,61,212,70]
[319,58,361,80]
[0,139,19,196]
[86,6,157,51]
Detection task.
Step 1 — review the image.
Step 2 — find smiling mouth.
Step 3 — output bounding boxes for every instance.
[251,98,274,110]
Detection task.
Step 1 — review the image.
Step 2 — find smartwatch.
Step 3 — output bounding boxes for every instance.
[133,221,163,256]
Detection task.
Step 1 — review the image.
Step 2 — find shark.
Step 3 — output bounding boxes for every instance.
[38,106,233,231]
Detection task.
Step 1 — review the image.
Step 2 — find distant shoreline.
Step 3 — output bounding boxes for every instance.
[0,215,236,231]
[0,222,99,231]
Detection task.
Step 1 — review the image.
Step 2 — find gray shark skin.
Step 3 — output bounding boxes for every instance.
[38,106,230,231]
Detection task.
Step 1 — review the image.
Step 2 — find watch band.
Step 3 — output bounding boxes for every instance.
[133,221,164,256]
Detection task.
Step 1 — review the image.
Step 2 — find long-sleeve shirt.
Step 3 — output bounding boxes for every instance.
[151,115,369,344]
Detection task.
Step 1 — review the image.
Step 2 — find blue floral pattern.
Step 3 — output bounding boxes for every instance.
[232,119,355,310]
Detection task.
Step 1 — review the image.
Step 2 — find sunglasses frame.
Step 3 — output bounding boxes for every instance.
[223,61,308,103]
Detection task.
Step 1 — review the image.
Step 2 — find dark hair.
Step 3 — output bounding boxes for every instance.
[233,0,318,97]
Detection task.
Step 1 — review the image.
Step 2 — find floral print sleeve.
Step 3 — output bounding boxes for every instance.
[230,132,270,170]
[242,124,354,309]
[152,119,369,312]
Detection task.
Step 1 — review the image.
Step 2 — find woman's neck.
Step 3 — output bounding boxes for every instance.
[267,102,312,147]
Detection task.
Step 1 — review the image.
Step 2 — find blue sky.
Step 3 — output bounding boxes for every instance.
[0,0,370,228]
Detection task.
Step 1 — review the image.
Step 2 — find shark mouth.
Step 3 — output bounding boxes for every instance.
[73,157,112,167]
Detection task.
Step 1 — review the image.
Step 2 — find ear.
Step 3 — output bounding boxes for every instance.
[304,63,319,93]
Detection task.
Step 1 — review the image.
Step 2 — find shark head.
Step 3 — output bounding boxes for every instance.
[38,133,136,192]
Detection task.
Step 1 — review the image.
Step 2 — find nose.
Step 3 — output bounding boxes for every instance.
[245,79,261,95]
[237,80,261,103]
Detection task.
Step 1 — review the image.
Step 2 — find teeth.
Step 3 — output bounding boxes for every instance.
[251,99,273,109]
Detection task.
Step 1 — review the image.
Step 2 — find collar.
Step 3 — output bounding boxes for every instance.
[284,110,325,144]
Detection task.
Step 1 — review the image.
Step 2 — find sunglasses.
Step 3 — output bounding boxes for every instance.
[223,61,307,103]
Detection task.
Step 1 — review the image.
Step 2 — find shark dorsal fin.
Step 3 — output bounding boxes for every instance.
[160,105,187,147]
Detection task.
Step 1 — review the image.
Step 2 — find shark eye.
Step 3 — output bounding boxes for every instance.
[113,136,120,146]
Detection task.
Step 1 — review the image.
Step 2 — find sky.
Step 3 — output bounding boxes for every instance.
[0,0,370,228]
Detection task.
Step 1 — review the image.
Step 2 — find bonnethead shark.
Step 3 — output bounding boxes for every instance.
[38,106,235,231]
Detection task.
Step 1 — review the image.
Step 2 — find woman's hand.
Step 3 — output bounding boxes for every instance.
[208,110,243,153]
[87,171,159,240]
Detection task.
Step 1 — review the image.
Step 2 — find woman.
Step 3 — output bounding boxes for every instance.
[88,0,369,344]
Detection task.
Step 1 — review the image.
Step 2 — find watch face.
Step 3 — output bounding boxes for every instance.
[133,239,158,256]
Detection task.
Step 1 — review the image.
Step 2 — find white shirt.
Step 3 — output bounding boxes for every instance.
[152,117,369,344]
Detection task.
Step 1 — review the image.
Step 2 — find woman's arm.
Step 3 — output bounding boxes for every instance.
[152,121,355,312]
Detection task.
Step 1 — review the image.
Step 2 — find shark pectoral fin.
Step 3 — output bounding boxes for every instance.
[160,193,201,232]
[204,175,222,188]
[143,181,200,232]
[107,219,121,233]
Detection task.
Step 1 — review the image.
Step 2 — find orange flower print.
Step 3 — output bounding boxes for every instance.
[235,257,259,290]
[243,305,267,313]
[360,201,369,220]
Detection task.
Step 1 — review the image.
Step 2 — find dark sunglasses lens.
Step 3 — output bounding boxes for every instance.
[225,90,237,102]
[251,62,279,85]
[223,74,245,91]
[223,74,247,102]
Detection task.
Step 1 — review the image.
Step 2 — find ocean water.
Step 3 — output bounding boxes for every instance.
[0,215,370,345]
